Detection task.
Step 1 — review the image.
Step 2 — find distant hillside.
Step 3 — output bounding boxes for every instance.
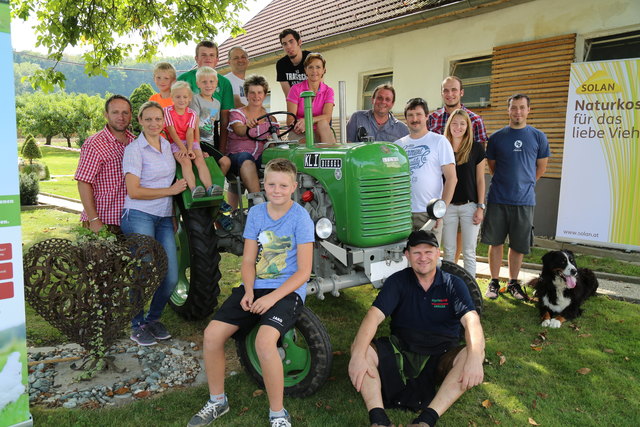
[13,51,196,97]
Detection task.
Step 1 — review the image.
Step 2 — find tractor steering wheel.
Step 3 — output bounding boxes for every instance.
[246,111,297,141]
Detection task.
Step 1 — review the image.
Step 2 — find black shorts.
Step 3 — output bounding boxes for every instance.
[374,336,463,411]
[213,286,303,338]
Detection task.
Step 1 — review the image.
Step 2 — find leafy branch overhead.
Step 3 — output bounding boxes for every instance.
[10,0,247,91]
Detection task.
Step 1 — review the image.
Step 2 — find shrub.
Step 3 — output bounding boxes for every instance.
[20,162,50,180]
[21,134,43,164]
[19,172,39,205]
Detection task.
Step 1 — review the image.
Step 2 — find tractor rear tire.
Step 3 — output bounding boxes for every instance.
[236,306,332,397]
[440,260,483,316]
[170,205,221,320]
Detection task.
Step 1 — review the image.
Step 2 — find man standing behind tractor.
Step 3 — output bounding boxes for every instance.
[395,98,457,243]
[276,29,310,97]
[482,94,550,301]
[428,76,487,145]
[75,95,135,234]
[225,46,250,107]
[346,84,409,143]
[178,41,234,154]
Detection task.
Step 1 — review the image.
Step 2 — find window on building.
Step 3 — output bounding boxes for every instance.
[362,72,393,110]
[450,56,492,108]
[585,30,640,61]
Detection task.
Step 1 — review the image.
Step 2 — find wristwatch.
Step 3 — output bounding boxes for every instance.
[477,203,486,210]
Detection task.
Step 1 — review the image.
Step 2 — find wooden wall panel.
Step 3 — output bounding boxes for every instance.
[478,33,577,178]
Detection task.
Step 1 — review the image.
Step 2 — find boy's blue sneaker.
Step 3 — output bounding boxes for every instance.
[188,399,229,427]
[217,215,234,231]
[145,321,171,340]
[219,201,233,213]
[270,410,292,427]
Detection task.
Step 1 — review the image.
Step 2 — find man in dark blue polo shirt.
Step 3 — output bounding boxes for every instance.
[349,230,485,427]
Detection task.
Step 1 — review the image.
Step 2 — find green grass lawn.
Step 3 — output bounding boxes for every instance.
[476,243,640,277]
[21,209,78,249]
[40,175,80,200]
[18,141,80,176]
[27,282,640,426]
[21,209,640,426]
[37,145,80,176]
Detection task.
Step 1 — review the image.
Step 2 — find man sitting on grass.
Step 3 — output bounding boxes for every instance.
[349,230,485,427]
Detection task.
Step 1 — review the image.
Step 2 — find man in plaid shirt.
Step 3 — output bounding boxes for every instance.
[427,76,488,144]
[75,95,135,233]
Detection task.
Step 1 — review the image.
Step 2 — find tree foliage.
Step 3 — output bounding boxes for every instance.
[10,0,247,91]
[16,92,105,145]
[16,92,64,144]
[129,83,156,134]
[13,52,197,97]
[14,61,42,95]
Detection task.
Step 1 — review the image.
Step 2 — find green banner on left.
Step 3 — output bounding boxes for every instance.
[0,1,9,34]
[0,195,21,227]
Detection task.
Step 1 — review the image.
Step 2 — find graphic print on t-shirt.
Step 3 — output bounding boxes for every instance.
[199,107,219,137]
[255,230,293,279]
[403,144,431,182]
[286,71,307,86]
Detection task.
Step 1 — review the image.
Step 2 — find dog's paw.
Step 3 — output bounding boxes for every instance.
[549,319,562,328]
[541,319,551,327]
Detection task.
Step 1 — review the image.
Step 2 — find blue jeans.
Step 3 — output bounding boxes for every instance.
[121,208,178,328]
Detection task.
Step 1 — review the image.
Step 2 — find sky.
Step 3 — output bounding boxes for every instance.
[9,0,272,57]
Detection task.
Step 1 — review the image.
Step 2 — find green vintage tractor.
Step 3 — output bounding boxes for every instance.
[170,92,483,397]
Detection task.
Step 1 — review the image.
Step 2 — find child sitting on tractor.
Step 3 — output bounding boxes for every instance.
[164,81,220,198]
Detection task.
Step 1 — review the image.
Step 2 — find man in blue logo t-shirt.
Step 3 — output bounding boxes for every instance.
[482,94,550,301]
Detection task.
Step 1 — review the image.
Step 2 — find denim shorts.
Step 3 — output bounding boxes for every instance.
[228,152,262,176]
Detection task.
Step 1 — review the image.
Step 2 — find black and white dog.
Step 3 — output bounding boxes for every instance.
[530,250,599,328]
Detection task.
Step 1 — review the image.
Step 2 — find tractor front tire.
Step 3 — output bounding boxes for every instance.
[236,306,332,397]
[440,260,483,316]
[170,206,221,320]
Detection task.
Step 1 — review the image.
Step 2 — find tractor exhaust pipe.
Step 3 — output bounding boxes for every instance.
[339,81,346,144]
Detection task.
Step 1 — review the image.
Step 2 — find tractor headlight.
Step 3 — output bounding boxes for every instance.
[427,198,447,219]
[315,217,333,239]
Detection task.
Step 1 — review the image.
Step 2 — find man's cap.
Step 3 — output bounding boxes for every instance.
[405,230,439,249]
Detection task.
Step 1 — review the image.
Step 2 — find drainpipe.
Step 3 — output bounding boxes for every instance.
[339,81,347,144]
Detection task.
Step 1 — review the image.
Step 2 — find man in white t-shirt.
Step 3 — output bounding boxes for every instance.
[225,46,249,108]
[395,98,457,243]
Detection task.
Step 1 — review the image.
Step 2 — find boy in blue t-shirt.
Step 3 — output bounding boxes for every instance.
[188,158,314,427]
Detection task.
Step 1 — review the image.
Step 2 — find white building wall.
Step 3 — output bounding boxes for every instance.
[245,0,639,115]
